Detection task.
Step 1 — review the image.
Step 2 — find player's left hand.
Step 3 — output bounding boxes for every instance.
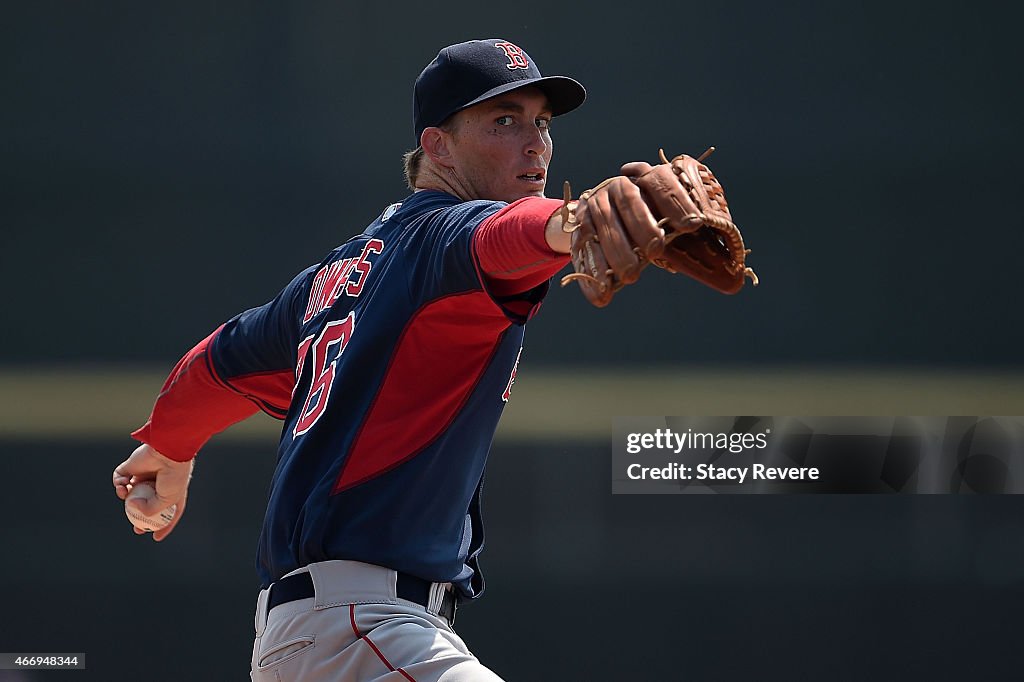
[557,176,665,307]
[561,148,758,306]
[112,444,194,541]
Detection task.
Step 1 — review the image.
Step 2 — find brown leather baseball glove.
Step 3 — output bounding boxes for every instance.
[560,148,758,307]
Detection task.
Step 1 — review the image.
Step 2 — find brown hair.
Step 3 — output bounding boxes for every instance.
[402,147,426,191]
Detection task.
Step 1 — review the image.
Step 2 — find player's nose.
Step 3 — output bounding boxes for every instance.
[524,126,548,157]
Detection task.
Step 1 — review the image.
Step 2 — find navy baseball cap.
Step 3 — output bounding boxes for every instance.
[413,39,586,143]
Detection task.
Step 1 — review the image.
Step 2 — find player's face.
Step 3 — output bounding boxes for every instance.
[446,87,554,203]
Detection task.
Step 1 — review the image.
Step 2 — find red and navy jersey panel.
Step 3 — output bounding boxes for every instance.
[185,190,555,598]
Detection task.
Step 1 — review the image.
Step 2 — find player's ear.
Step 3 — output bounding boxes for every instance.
[421,127,454,168]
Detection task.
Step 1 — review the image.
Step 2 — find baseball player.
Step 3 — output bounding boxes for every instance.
[112,38,754,682]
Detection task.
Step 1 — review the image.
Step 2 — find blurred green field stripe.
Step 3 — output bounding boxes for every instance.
[0,366,1022,442]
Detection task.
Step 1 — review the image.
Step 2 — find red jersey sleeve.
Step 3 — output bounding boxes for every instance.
[472,196,569,297]
[131,326,264,462]
[132,265,314,461]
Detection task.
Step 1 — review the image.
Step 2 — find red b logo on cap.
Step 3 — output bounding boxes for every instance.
[494,42,529,70]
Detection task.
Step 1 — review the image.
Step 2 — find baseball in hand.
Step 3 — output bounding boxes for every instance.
[125,481,177,532]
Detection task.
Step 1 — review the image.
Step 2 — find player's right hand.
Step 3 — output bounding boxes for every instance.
[113,444,194,541]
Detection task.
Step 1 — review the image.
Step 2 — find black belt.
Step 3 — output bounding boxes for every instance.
[267,570,457,625]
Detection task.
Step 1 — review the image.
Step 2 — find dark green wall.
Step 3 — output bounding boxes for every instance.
[4,2,1022,366]
[3,438,1022,681]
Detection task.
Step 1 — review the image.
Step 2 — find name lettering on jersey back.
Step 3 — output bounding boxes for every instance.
[303,239,384,323]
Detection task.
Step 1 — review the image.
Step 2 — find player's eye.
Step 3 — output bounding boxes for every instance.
[496,115,514,126]
[536,118,551,130]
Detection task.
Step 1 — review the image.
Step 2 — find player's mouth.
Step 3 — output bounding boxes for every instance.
[517,170,545,185]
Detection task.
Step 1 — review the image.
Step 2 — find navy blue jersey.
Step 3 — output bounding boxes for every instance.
[204,190,553,598]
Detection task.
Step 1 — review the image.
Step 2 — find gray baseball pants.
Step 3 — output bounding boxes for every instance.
[251,560,505,682]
